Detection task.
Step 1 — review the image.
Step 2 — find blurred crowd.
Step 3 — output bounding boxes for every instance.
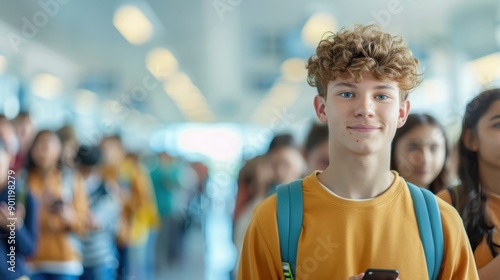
[0,113,207,280]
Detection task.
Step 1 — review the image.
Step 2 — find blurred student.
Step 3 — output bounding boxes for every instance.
[0,140,38,280]
[100,135,132,280]
[437,89,500,279]
[57,125,79,169]
[150,152,190,270]
[187,161,209,229]
[303,123,329,174]
[24,130,89,280]
[125,152,159,280]
[100,136,159,280]
[266,134,305,187]
[0,115,20,169]
[391,113,450,193]
[238,24,478,279]
[233,155,275,251]
[76,145,121,280]
[12,112,36,172]
[233,134,304,222]
[232,155,275,278]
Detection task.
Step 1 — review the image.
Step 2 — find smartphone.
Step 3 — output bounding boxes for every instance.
[49,199,65,213]
[363,269,399,280]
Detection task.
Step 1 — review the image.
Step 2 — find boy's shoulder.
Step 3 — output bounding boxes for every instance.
[252,193,278,224]
[435,195,466,233]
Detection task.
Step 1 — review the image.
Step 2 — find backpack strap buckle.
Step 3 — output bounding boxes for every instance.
[282,262,294,280]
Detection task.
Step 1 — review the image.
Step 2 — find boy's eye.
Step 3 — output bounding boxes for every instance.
[493,123,500,128]
[339,92,353,98]
[375,94,389,100]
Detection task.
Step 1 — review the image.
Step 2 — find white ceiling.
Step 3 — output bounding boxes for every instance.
[0,0,499,125]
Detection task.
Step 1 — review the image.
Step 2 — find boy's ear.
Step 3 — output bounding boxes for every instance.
[462,129,479,152]
[314,95,328,124]
[397,100,411,128]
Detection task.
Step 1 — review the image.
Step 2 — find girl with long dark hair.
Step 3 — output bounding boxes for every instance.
[438,89,500,279]
[391,113,450,194]
[24,130,90,280]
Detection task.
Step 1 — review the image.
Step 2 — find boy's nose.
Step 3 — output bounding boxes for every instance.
[354,96,375,117]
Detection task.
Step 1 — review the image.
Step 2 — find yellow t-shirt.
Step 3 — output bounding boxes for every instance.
[437,188,500,269]
[238,172,479,280]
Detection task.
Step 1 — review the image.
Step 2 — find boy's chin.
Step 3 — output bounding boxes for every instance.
[346,143,383,156]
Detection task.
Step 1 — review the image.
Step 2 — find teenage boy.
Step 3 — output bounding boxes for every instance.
[237,24,479,280]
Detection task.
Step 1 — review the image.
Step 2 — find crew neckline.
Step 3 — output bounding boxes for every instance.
[317,181,374,201]
[303,170,404,209]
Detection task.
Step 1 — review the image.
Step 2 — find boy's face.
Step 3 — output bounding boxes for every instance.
[314,74,410,156]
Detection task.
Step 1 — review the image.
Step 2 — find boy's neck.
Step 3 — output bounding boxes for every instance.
[318,149,394,199]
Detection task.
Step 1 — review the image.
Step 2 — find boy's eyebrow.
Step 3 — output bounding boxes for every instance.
[332,83,397,91]
[332,82,357,89]
[374,85,398,91]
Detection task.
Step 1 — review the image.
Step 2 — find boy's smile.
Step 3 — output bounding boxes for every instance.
[347,124,381,133]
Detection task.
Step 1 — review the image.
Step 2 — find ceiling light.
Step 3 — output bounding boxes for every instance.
[74,89,99,114]
[301,13,337,48]
[146,48,178,80]
[281,58,307,83]
[113,5,153,45]
[31,73,62,99]
[467,52,500,85]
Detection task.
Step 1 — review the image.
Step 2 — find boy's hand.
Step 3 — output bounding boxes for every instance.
[348,273,364,280]
[349,273,400,280]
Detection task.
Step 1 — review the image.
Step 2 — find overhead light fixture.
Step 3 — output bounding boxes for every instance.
[301,12,337,48]
[467,52,500,85]
[146,48,178,80]
[74,89,99,114]
[113,4,153,45]
[164,77,194,97]
[31,73,62,99]
[162,74,214,122]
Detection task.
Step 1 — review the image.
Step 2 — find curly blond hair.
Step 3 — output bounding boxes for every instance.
[306,24,421,100]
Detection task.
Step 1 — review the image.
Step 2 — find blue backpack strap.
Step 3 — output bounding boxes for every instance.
[276,180,303,280]
[407,182,444,280]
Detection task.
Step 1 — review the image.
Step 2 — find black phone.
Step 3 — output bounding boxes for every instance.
[50,199,65,213]
[363,269,399,280]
